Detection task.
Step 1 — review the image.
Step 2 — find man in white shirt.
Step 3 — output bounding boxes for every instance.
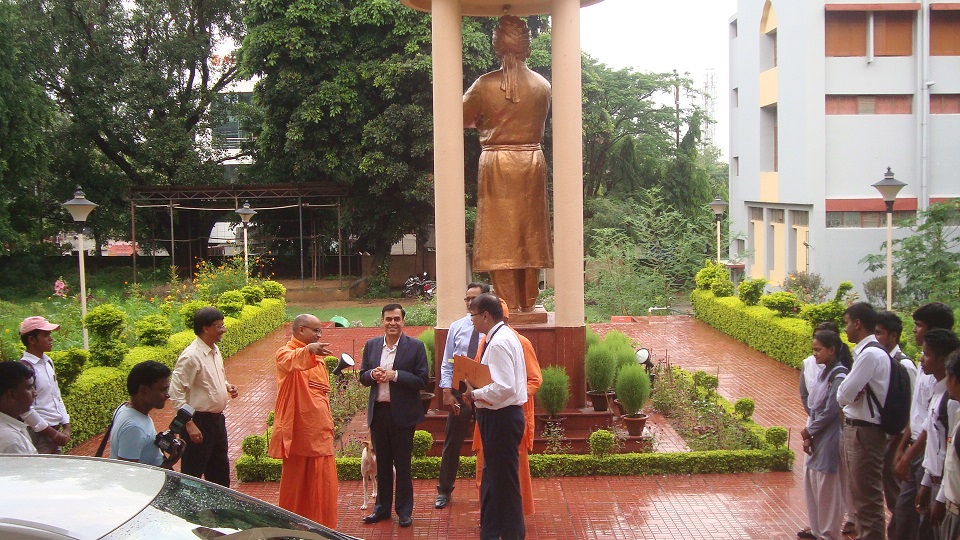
[18,316,70,453]
[934,350,960,540]
[837,302,889,540]
[0,361,38,454]
[110,360,182,468]
[435,282,489,509]
[463,293,528,540]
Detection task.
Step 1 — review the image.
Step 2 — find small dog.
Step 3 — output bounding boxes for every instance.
[360,440,378,510]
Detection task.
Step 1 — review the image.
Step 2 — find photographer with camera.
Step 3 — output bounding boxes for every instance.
[108,361,186,468]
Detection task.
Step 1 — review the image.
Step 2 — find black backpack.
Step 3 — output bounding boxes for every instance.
[863,343,912,435]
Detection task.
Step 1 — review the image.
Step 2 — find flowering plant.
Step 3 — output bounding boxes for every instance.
[53,277,70,298]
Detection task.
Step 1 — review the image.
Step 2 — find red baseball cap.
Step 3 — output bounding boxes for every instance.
[19,316,61,335]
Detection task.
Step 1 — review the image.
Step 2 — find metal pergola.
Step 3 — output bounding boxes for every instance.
[129,183,349,285]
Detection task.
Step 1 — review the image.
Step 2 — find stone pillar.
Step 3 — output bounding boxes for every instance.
[431,0,467,328]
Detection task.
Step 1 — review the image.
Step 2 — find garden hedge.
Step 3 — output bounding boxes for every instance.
[235,448,793,482]
[691,289,811,369]
[63,297,285,449]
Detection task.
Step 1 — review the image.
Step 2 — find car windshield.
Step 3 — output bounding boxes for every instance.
[104,474,353,540]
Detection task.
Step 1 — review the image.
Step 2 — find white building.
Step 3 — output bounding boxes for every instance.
[729,0,960,294]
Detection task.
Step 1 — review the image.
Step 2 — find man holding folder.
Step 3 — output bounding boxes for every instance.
[461,293,527,539]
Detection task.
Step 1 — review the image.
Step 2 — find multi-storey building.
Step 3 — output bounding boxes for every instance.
[729,0,960,294]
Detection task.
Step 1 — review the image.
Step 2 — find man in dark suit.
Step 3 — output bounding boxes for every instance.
[359,303,429,528]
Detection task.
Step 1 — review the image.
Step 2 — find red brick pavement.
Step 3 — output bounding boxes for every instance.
[71,317,822,539]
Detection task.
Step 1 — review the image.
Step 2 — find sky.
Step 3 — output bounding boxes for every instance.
[579,0,738,156]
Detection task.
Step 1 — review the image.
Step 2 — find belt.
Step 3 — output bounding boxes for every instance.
[948,500,960,516]
[845,418,880,428]
[192,411,224,417]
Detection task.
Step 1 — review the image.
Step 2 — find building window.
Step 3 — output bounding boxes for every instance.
[730,19,738,39]
[931,10,960,56]
[825,95,912,114]
[825,210,917,228]
[791,210,809,226]
[749,207,764,221]
[931,94,960,114]
[732,87,739,108]
[732,156,740,176]
[771,209,785,223]
[826,11,868,57]
[873,11,914,56]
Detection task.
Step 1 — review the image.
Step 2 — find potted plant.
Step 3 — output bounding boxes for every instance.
[585,343,615,411]
[615,364,651,436]
[537,366,570,428]
[418,329,437,394]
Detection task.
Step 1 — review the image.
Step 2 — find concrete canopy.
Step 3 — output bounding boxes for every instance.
[399,0,603,16]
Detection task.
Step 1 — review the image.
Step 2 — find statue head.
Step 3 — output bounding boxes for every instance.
[493,15,531,62]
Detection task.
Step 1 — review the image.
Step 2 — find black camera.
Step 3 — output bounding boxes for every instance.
[154,404,194,453]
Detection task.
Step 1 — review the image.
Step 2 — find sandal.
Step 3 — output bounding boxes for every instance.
[797,528,816,539]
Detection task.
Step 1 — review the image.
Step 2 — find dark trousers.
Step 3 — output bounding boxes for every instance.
[892,449,935,540]
[371,401,415,519]
[477,405,525,540]
[883,435,901,538]
[437,405,474,495]
[182,411,230,487]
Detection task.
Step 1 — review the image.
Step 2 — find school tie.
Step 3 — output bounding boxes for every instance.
[467,329,480,358]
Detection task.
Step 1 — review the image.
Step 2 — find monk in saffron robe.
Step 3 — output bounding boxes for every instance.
[464,15,553,313]
[472,303,543,515]
[268,314,338,528]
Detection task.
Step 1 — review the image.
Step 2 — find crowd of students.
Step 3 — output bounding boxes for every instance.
[799,301,960,540]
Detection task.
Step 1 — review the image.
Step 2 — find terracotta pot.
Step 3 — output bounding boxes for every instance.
[586,390,613,412]
[535,414,566,432]
[621,413,648,436]
[612,398,626,417]
[420,392,435,416]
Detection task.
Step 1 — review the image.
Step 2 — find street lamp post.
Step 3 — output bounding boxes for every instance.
[62,187,97,350]
[235,202,257,282]
[708,196,728,262]
[872,167,906,311]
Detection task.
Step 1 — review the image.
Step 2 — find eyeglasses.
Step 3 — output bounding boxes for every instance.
[304,327,323,334]
[464,296,478,303]
[469,312,482,319]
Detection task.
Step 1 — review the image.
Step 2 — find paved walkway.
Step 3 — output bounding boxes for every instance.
[72,316,819,539]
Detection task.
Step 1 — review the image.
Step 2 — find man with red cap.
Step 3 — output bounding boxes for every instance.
[18,316,71,453]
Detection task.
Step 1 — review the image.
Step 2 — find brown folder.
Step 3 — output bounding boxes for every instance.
[452,354,492,389]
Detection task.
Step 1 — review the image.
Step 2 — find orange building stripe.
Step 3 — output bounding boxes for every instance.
[826,3,920,11]
[825,198,919,211]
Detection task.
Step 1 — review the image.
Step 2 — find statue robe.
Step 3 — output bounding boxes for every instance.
[268,337,338,528]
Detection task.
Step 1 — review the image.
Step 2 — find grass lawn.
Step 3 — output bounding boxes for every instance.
[285,305,384,327]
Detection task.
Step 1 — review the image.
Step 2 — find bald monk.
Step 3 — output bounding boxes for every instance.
[268,314,338,528]
[472,300,543,515]
[464,15,553,313]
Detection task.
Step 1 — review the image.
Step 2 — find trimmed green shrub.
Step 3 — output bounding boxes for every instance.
[585,327,601,353]
[615,364,651,416]
[84,304,126,339]
[240,285,265,305]
[179,300,206,329]
[89,340,130,368]
[242,433,268,459]
[602,330,633,351]
[324,355,339,373]
[766,426,788,449]
[588,429,616,458]
[585,343,616,391]
[539,366,570,417]
[734,398,756,421]
[418,328,435,375]
[413,430,434,458]
[782,271,830,304]
[711,279,735,298]
[760,291,802,317]
[261,280,286,299]
[135,314,173,346]
[216,290,246,318]
[737,278,767,306]
[48,347,89,393]
[404,299,437,327]
[692,370,719,393]
[695,260,729,290]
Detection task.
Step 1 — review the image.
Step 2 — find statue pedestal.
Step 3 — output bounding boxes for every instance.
[510,306,548,325]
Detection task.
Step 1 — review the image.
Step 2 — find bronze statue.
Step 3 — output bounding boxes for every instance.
[464,15,553,313]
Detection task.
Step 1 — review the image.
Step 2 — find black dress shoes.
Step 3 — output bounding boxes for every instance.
[363,513,389,525]
[434,492,451,509]
[399,516,413,528]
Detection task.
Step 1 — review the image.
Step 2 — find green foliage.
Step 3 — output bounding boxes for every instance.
[324,355,339,373]
[833,281,854,302]
[737,278,767,306]
[692,371,719,393]
[765,427,788,449]
[83,304,127,340]
[861,200,960,308]
[261,280,286,299]
[62,366,127,448]
[417,328,435,375]
[734,398,756,421]
[588,429,616,458]
[651,365,693,418]
[240,285,265,305]
[196,258,255,301]
[242,434,268,460]
[179,300,206,330]
[134,314,173,347]
[236,455,283,482]
[412,430,434,458]
[615,364,651,416]
[863,275,901,308]
[89,339,130,368]
[404,298,437,327]
[710,279,735,298]
[538,366,570,417]
[695,260,729,290]
[584,343,616,391]
[216,290,246,318]
[585,228,669,316]
[760,291,802,317]
[691,289,812,369]
[782,272,831,304]
[799,299,845,330]
[585,327,601,353]
[48,347,88,393]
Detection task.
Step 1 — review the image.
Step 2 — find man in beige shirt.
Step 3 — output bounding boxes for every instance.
[170,307,238,487]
